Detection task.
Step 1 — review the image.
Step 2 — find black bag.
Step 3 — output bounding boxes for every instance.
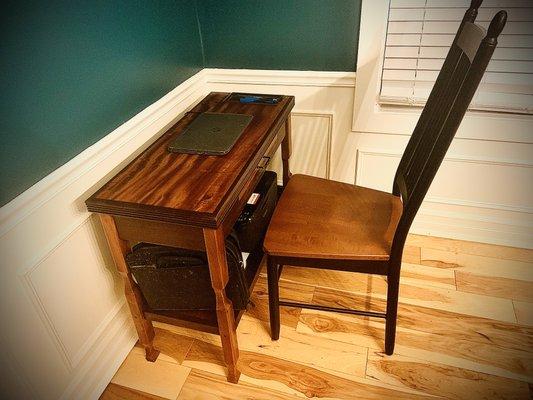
[126,233,248,311]
[234,171,278,252]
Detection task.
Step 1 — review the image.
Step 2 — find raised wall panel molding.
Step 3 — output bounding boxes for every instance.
[355,148,533,214]
[21,267,74,372]
[59,306,136,400]
[268,111,334,181]
[291,111,333,179]
[19,217,128,371]
[355,148,533,248]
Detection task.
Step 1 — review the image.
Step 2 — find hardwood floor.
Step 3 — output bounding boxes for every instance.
[100,235,533,400]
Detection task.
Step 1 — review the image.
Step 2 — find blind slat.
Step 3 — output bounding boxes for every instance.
[380,3,533,114]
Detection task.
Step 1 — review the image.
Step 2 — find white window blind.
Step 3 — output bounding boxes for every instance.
[380,0,533,114]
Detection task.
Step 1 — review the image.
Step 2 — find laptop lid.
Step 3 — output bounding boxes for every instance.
[167,112,253,156]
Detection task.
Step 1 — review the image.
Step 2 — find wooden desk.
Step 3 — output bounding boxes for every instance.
[86,92,294,383]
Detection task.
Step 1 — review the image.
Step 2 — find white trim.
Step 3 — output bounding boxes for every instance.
[291,111,334,179]
[352,0,533,144]
[355,148,533,215]
[19,215,130,371]
[18,218,95,370]
[355,148,533,248]
[410,213,532,250]
[205,68,356,88]
[0,70,208,237]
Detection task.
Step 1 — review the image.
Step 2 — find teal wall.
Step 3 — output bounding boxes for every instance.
[0,0,204,206]
[0,0,361,206]
[197,0,361,71]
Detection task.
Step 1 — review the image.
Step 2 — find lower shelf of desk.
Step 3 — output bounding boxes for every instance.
[143,248,264,335]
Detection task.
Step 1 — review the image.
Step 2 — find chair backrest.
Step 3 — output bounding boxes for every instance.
[390,0,507,262]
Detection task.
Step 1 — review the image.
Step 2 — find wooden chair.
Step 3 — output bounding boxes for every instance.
[263,1,507,355]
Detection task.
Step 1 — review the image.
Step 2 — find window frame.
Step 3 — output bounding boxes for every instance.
[351,0,533,144]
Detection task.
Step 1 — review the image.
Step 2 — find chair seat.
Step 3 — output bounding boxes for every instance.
[264,175,403,261]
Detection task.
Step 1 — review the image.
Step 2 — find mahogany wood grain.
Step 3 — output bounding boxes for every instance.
[188,92,230,114]
[86,93,295,228]
[264,174,403,261]
[99,214,160,362]
[203,228,241,383]
[114,216,205,251]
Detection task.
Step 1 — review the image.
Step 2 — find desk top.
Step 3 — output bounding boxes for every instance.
[86,92,294,228]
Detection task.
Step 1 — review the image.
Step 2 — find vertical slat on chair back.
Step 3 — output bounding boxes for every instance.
[390,1,507,260]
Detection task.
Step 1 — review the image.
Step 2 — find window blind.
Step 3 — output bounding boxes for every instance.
[380,0,533,114]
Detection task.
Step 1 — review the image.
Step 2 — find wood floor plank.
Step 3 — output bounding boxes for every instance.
[100,383,167,400]
[456,271,533,302]
[514,301,533,326]
[156,317,368,381]
[409,234,533,263]
[421,248,533,282]
[235,317,368,378]
[366,351,530,400]
[280,266,516,323]
[111,347,191,400]
[177,369,301,399]
[274,261,455,290]
[104,236,533,399]
[152,327,194,364]
[248,276,311,329]
[183,336,435,399]
[312,286,533,354]
[401,262,456,289]
[403,245,421,264]
[297,309,533,382]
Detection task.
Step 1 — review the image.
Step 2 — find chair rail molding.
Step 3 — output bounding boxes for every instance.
[0,70,209,238]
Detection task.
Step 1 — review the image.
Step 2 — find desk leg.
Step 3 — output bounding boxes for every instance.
[281,116,292,187]
[99,214,159,362]
[203,228,241,383]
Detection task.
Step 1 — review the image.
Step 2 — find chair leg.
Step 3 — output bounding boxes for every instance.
[266,257,280,340]
[385,273,400,355]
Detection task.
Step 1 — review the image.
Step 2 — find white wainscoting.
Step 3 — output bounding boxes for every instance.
[0,70,209,399]
[355,147,533,248]
[1,66,531,400]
